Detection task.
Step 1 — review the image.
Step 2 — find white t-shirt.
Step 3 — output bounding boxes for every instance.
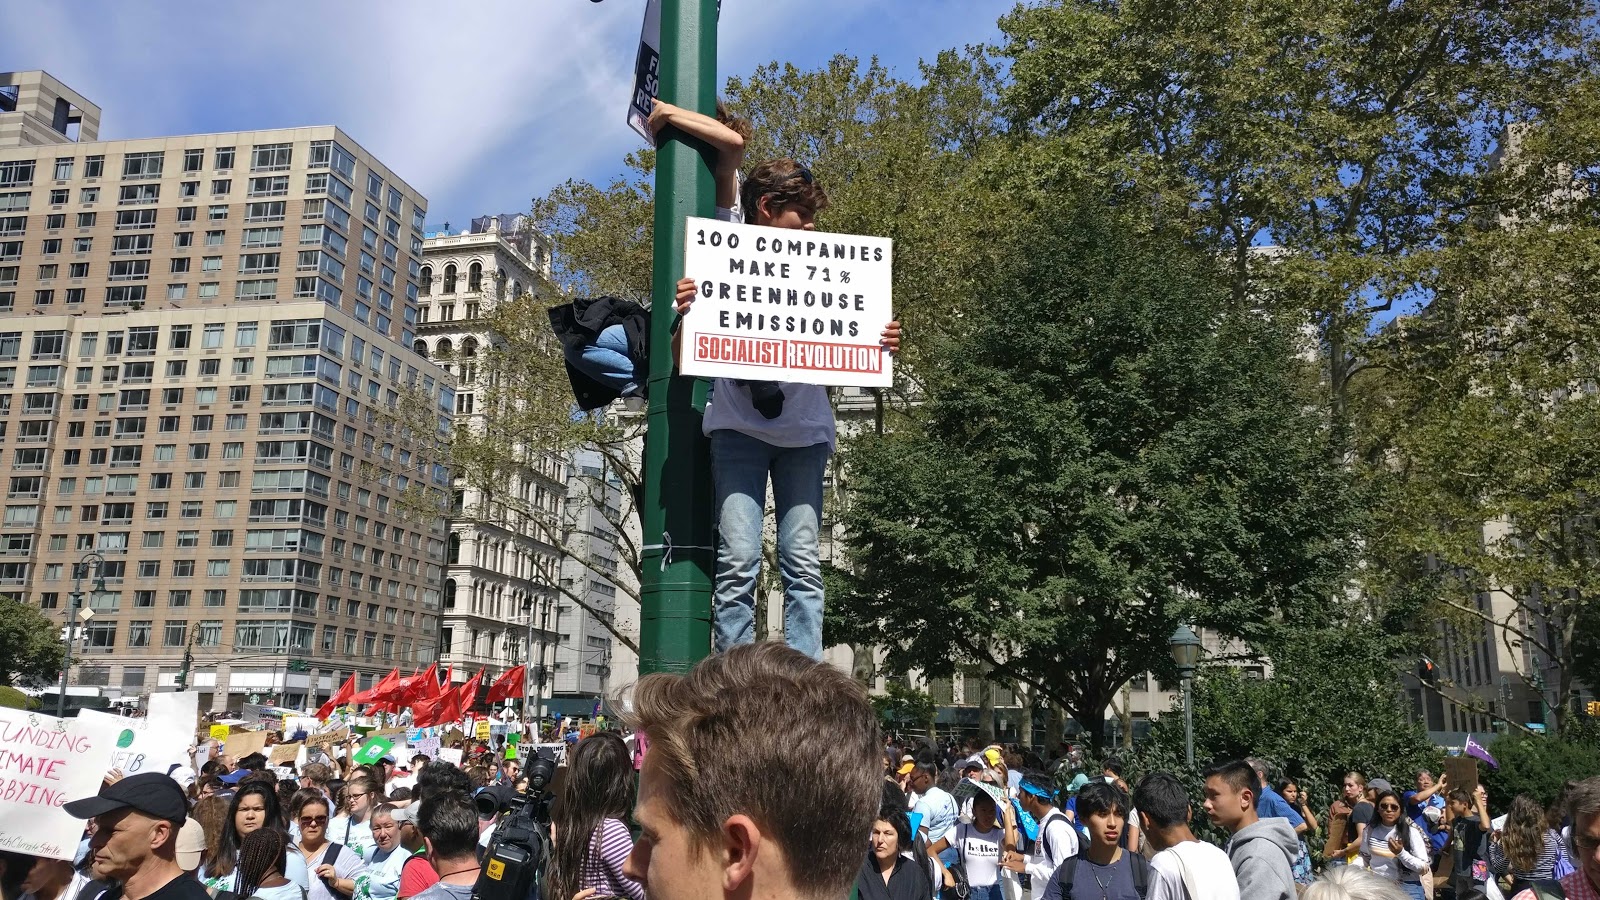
[1027,811,1079,883]
[953,823,1005,888]
[699,205,836,451]
[1148,840,1241,900]
[329,816,376,863]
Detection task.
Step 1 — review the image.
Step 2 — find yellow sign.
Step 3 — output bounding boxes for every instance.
[474,720,490,740]
[209,724,230,742]
[486,860,504,881]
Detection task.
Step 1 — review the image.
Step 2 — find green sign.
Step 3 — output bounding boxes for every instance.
[353,735,394,765]
[505,744,518,760]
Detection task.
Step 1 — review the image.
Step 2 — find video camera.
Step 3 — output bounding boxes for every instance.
[472,748,557,900]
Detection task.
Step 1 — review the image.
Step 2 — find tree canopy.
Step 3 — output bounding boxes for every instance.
[1,599,66,689]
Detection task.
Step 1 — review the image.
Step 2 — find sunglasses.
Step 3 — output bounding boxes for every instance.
[300,815,328,825]
[1379,803,1401,811]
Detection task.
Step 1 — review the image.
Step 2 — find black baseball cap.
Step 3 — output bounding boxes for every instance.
[64,772,188,824]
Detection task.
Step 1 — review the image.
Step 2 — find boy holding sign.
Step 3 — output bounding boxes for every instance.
[675,154,901,660]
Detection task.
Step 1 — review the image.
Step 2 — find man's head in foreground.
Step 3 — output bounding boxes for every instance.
[65,772,189,883]
[623,642,881,900]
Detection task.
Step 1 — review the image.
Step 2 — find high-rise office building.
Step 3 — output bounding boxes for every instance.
[0,71,454,712]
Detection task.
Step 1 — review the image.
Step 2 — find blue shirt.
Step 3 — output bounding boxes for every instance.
[1403,790,1449,852]
[914,784,960,845]
[1256,784,1307,829]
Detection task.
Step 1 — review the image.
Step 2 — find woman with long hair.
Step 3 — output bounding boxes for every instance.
[1489,794,1564,896]
[193,796,232,878]
[235,829,305,900]
[200,782,310,896]
[547,733,644,900]
[1359,790,1430,899]
[1280,778,1319,886]
[292,791,365,900]
[856,808,937,900]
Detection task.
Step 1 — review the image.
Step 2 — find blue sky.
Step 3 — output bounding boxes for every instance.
[2,0,1016,228]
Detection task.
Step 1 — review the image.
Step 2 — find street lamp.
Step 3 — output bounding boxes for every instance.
[522,597,534,726]
[1169,623,1202,767]
[58,551,107,717]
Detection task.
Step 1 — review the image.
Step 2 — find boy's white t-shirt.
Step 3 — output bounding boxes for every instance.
[953,823,1006,888]
[698,205,836,450]
[1148,840,1241,900]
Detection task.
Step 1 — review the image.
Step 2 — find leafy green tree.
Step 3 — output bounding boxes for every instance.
[871,680,938,735]
[0,599,65,688]
[831,199,1358,749]
[995,0,1592,437]
[1479,731,1600,809]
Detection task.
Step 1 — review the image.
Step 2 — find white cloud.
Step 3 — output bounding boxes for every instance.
[1,0,1013,225]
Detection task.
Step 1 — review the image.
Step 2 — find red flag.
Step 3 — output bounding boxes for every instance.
[486,665,526,704]
[413,682,464,729]
[407,662,440,704]
[351,668,400,704]
[458,668,485,711]
[316,672,357,719]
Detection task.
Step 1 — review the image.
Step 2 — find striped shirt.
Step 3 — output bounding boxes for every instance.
[1489,830,1563,883]
[579,818,645,900]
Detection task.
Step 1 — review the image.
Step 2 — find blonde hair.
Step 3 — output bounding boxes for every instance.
[1304,866,1412,900]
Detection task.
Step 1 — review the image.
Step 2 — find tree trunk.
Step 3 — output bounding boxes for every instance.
[1047,701,1067,753]
[1119,682,1135,750]
[851,643,876,686]
[977,672,996,744]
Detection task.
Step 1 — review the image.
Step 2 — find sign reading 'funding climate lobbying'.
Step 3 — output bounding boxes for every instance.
[679,216,894,388]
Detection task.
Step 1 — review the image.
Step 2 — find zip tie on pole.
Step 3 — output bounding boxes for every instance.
[641,530,714,570]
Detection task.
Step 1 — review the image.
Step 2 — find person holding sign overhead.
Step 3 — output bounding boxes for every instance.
[674,152,901,660]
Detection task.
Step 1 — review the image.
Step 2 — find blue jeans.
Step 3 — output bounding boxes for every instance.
[1398,881,1426,900]
[710,430,829,659]
[566,324,639,396]
[967,884,1002,900]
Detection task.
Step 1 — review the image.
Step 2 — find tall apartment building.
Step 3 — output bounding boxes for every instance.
[0,71,454,713]
[551,448,624,713]
[416,216,575,712]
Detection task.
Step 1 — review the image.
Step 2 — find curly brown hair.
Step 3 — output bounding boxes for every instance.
[740,158,828,223]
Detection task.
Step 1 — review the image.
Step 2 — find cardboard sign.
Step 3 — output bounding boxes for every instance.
[443,728,464,746]
[306,728,348,754]
[353,736,393,765]
[0,709,121,860]
[679,216,895,387]
[210,724,231,741]
[270,742,303,765]
[1443,756,1478,795]
[222,730,269,759]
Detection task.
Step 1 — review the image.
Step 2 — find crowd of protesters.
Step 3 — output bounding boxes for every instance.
[2,643,1597,900]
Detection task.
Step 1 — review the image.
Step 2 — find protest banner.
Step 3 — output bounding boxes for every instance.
[353,735,394,765]
[77,692,198,777]
[679,215,894,387]
[222,730,269,759]
[0,708,119,860]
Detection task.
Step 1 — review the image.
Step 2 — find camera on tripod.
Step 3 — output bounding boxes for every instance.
[473,748,559,900]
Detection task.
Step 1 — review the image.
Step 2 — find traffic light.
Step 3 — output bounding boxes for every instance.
[1586,700,1600,718]
[1418,657,1439,686]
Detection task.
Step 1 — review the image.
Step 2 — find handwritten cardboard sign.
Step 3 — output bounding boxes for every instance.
[0,709,117,860]
[269,742,302,765]
[222,730,269,759]
[680,216,894,387]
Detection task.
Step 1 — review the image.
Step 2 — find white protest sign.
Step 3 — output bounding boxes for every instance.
[680,216,894,387]
[0,708,117,860]
[437,747,463,766]
[77,691,199,777]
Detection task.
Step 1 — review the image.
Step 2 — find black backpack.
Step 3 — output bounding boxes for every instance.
[1055,854,1152,900]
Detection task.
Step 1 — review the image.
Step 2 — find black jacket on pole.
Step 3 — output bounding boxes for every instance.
[547,296,650,410]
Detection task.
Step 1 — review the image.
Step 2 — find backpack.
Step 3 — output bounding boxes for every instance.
[1036,812,1070,865]
[1529,880,1567,900]
[1055,853,1152,900]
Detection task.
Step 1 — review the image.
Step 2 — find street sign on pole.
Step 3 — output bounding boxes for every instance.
[639,0,719,674]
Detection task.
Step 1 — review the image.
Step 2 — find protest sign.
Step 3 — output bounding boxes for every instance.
[269,742,302,765]
[222,730,268,759]
[0,708,119,860]
[438,747,463,766]
[414,735,441,759]
[210,724,230,741]
[77,692,198,777]
[679,215,894,387]
[626,0,662,140]
[353,735,394,765]
[474,720,491,740]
